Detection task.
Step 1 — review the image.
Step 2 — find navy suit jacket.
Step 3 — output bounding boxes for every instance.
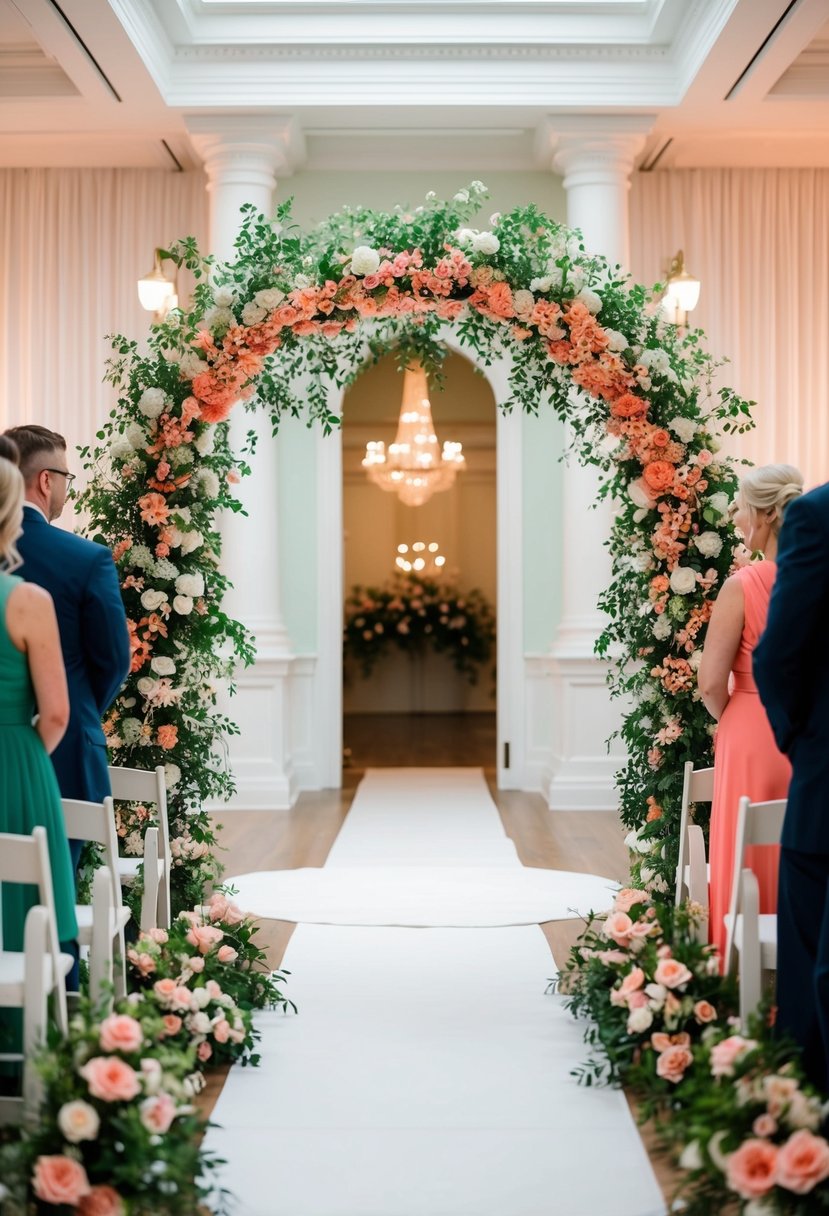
[16,506,130,803]
[754,483,829,853]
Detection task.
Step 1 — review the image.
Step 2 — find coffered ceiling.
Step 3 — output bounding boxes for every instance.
[0,0,827,170]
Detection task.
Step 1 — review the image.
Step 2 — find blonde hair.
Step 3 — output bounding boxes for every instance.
[0,456,25,571]
[739,463,804,532]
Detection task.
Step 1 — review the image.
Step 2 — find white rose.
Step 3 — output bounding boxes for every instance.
[455,228,476,247]
[178,350,205,380]
[58,1099,100,1144]
[688,649,703,672]
[241,301,267,326]
[603,328,628,353]
[194,429,216,457]
[109,437,133,462]
[203,306,236,331]
[190,989,211,1011]
[164,763,181,789]
[573,288,602,315]
[471,231,500,255]
[350,245,380,276]
[679,1141,703,1171]
[668,415,697,444]
[652,614,672,641]
[190,1012,212,1035]
[489,212,501,225]
[626,1006,653,1035]
[173,594,194,615]
[176,573,205,598]
[212,285,236,308]
[137,677,157,697]
[669,566,698,595]
[141,1059,163,1095]
[254,288,285,311]
[512,289,534,320]
[628,480,655,510]
[179,530,204,555]
[151,656,176,677]
[693,531,723,559]
[633,552,653,572]
[707,492,729,518]
[453,189,470,203]
[138,388,167,419]
[141,589,168,612]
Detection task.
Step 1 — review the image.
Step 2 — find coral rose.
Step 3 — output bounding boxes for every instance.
[140,1092,177,1135]
[725,1139,779,1200]
[693,1000,717,1024]
[186,924,224,954]
[32,1156,91,1205]
[711,1035,757,1078]
[653,957,693,990]
[162,1014,183,1036]
[217,944,238,964]
[156,723,178,750]
[642,461,676,493]
[610,393,648,419]
[78,1186,125,1216]
[99,1013,143,1054]
[655,1045,693,1084]
[602,911,633,947]
[617,967,645,1000]
[613,888,650,914]
[153,977,177,1003]
[775,1129,829,1194]
[80,1056,141,1103]
[213,1017,231,1043]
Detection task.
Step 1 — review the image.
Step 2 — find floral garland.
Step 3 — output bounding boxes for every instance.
[343,573,495,685]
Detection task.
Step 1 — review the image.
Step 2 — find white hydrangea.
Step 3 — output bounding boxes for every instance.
[471,231,500,256]
[350,246,380,276]
[566,265,586,293]
[453,189,470,203]
[153,559,179,581]
[707,491,730,518]
[573,288,602,315]
[109,437,133,462]
[164,763,181,789]
[254,288,285,311]
[639,348,672,376]
[126,421,148,450]
[212,285,236,308]
[151,656,176,677]
[128,545,154,571]
[179,530,204,555]
[529,275,554,294]
[203,306,236,331]
[169,447,194,468]
[194,429,216,457]
[455,228,476,247]
[652,614,673,641]
[470,180,487,194]
[603,329,628,353]
[138,388,167,420]
[173,595,194,615]
[512,289,534,320]
[669,566,698,595]
[633,552,653,573]
[294,273,311,289]
[176,573,205,598]
[241,301,267,326]
[140,589,168,612]
[668,415,697,443]
[693,531,724,559]
[178,350,205,380]
[173,506,192,524]
[193,468,220,499]
[121,718,142,745]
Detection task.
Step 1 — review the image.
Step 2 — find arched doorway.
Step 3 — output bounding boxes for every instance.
[341,351,497,770]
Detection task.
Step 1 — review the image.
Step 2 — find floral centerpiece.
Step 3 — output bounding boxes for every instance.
[343,573,495,684]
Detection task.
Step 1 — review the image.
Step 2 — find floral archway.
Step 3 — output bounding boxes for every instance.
[79,180,754,913]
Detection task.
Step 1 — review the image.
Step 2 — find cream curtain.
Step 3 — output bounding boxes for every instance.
[0,168,208,480]
[630,169,829,491]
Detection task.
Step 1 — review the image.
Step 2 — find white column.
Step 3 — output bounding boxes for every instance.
[542,117,652,810]
[188,116,305,809]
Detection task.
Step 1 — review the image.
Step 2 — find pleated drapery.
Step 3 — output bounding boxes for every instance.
[630,168,829,491]
[0,168,208,479]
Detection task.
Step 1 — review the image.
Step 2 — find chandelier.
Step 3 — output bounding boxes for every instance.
[362,361,465,507]
[395,541,446,576]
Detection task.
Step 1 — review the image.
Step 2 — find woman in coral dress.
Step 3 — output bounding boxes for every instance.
[699,464,804,962]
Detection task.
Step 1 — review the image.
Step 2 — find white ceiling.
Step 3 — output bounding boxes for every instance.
[0,0,828,170]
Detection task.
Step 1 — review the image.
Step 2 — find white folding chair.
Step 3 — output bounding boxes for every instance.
[685,824,709,943]
[675,762,715,906]
[109,765,171,931]
[88,866,115,1017]
[723,796,786,1027]
[0,827,74,1124]
[61,798,132,1000]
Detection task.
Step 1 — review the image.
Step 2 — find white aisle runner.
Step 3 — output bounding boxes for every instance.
[207,769,666,1216]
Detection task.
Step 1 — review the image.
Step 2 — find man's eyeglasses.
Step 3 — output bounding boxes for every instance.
[45,468,77,486]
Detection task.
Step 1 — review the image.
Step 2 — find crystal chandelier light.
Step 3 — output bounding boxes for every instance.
[395,541,446,575]
[362,361,465,507]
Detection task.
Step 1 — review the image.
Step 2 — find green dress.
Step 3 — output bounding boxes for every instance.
[0,570,78,953]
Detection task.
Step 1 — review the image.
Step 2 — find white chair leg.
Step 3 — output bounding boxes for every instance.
[113,920,127,1001]
[139,828,160,933]
[686,825,709,944]
[22,906,49,1123]
[89,868,114,1016]
[739,869,762,1029]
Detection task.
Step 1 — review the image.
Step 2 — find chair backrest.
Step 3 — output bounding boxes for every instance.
[0,827,67,1032]
[724,795,787,971]
[108,765,170,922]
[675,762,715,906]
[61,798,121,905]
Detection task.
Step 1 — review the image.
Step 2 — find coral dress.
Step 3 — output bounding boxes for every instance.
[708,560,790,961]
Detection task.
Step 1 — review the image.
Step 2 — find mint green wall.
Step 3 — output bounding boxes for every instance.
[273,170,567,657]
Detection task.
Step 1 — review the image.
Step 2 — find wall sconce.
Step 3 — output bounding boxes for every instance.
[137,248,177,323]
[661,250,700,329]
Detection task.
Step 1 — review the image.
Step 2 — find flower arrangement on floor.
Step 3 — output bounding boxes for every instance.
[343,574,495,684]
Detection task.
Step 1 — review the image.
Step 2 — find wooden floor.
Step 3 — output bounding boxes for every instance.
[344,711,496,769]
[202,715,677,1205]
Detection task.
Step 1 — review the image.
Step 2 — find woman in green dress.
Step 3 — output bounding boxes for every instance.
[0,454,77,1063]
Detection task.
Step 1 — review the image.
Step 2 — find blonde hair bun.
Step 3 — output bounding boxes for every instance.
[740,463,804,530]
[0,455,25,571]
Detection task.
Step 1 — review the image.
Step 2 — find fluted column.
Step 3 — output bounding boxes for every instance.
[187,116,305,808]
[540,116,652,809]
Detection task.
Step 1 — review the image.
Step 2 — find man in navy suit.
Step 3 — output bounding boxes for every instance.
[754,481,829,1090]
[5,425,130,875]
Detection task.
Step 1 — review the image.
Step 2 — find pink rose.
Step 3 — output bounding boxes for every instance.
[656,944,673,959]
[205,979,223,1000]
[188,955,205,973]
[602,911,633,947]
[128,950,156,976]
[207,893,228,921]
[597,949,628,965]
[725,1139,778,1199]
[617,967,645,1000]
[198,1040,213,1062]
[696,449,713,466]
[217,945,238,964]
[171,985,194,1012]
[162,1014,183,1036]
[656,1045,694,1084]
[78,1186,125,1216]
[186,924,224,954]
[753,1114,778,1138]
[213,1018,231,1043]
[693,1000,717,1024]
[711,1035,757,1078]
[178,910,203,926]
[614,888,650,914]
[627,990,650,1010]
[140,1091,177,1135]
[32,1156,91,1206]
[222,902,246,927]
[99,1014,143,1054]
[776,1129,829,1194]
[147,927,168,944]
[654,957,693,990]
[651,1032,691,1053]
[80,1056,141,1103]
[154,978,177,1004]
